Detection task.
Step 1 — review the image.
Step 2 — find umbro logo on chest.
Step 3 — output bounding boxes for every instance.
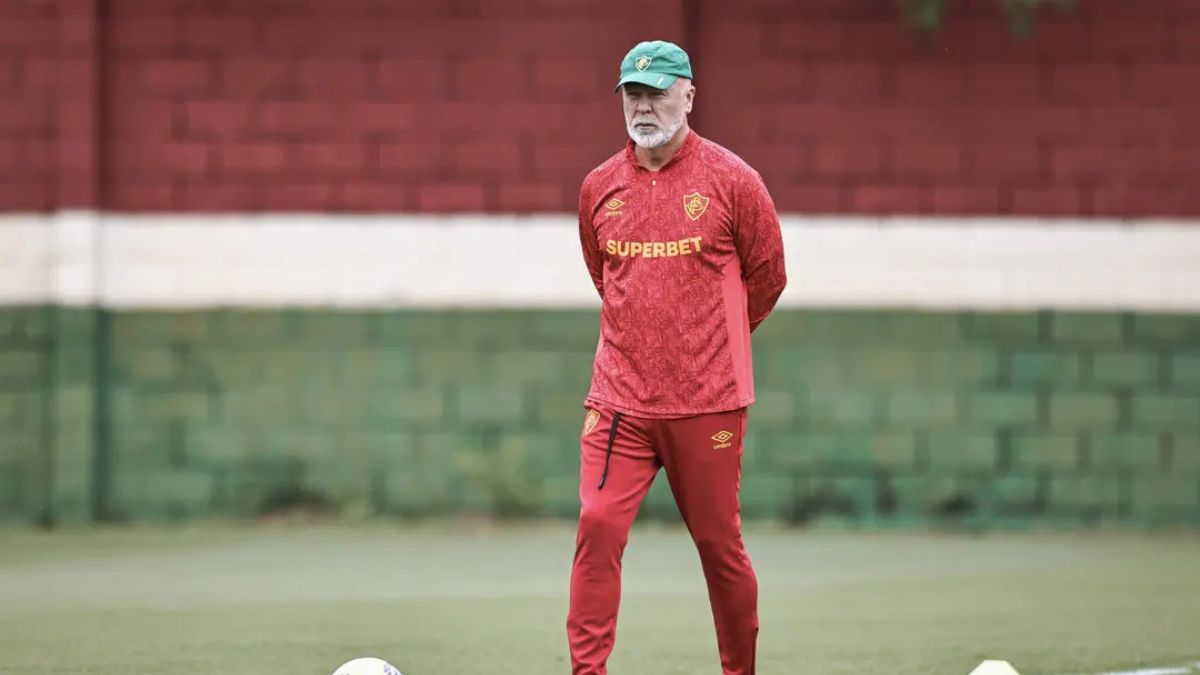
[602,192,711,220]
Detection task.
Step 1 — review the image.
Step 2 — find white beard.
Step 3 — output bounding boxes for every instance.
[626,115,684,149]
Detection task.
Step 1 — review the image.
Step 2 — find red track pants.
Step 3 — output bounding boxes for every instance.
[566,405,758,675]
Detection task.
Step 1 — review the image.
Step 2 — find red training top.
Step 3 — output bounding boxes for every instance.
[578,129,787,418]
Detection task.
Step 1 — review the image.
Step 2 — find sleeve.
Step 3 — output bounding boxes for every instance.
[733,170,787,332]
[578,180,604,300]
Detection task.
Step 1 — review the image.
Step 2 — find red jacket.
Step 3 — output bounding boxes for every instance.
[579,130,787,418]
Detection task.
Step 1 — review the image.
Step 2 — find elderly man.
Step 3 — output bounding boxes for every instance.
[567,40,788,675]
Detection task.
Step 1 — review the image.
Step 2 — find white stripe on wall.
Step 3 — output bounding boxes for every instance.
[2,213,1199,311]
[0,214,53,305]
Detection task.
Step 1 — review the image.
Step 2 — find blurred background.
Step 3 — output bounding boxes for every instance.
[3,2,1200,673]
[1,0,1198,530]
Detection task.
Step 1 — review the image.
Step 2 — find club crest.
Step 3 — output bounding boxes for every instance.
[683,192,709,221]
[635,55,652,72]
[583,409,600,435]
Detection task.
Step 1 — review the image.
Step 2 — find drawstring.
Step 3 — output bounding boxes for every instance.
[597,411,623,490]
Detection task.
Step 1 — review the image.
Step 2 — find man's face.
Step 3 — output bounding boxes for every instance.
[622,79,695,149]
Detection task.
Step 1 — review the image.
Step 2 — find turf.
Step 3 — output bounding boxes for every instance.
[1,522,1198,674]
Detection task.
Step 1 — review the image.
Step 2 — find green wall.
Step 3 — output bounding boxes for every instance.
[1,307,1198,528]
[0,307,52,524]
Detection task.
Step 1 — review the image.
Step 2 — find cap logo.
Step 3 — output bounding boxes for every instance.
[635,55,652,71]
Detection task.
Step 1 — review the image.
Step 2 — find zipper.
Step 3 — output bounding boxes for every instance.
[649,175,657,225]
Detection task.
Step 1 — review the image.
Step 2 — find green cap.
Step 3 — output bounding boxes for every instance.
[614,40,693,92]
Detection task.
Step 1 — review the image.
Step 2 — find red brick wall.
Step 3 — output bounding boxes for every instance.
[1,0,57,209]
[707,0,1200,216]
[3,0,1199,216]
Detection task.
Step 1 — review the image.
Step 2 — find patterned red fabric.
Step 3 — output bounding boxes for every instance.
[578,130,787,418]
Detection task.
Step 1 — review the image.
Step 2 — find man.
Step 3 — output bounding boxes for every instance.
[567,40,787,675]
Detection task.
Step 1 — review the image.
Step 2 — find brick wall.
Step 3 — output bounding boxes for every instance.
[1,0,55,210]
[0,0,100,209]
[0,307,50,523]
[4,307,1196,526]
[702,0,1200,216]
[3,0,1199,216]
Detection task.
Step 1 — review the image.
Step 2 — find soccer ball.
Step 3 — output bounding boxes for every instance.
[330,657,402,675]
[969,661,1021,675]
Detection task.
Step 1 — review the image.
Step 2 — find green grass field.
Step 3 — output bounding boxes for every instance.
[1,522,1198,675]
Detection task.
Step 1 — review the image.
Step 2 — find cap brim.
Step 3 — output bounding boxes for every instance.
[614,72,679,92]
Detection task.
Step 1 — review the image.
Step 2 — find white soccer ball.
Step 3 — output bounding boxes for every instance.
[331,657,403,675]
[968,660,1021,675]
